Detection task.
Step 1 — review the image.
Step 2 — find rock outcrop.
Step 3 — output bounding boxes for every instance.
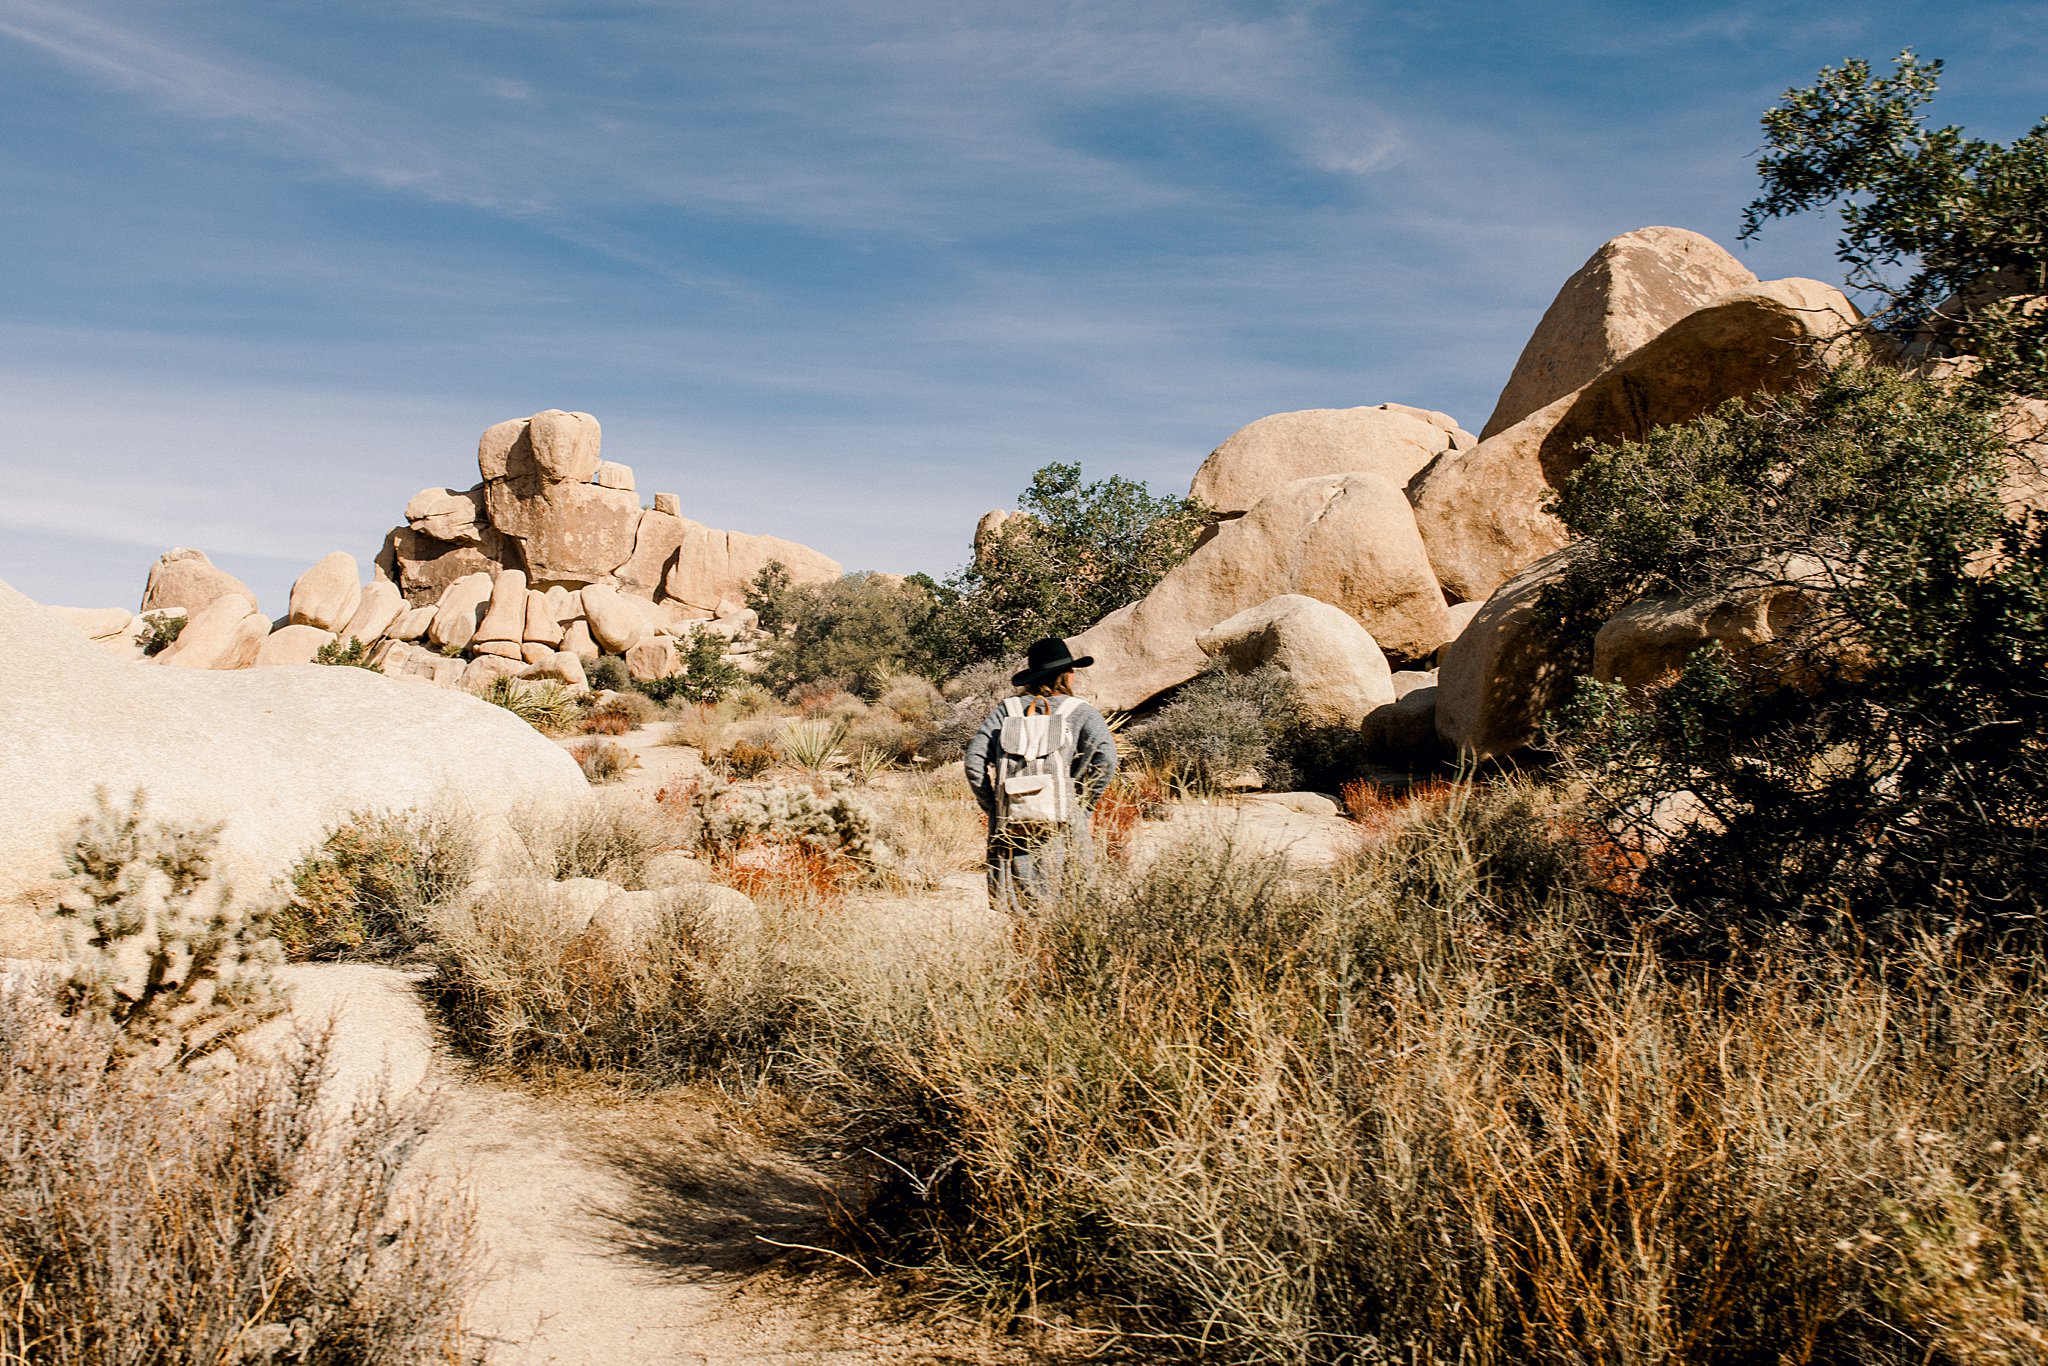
[1481,227,1761,438]
[1435,553,1576,760]
[1195,595,1395,726]
[157,594,269,671]
[1189,404,1471,520]
[140,548,258,618]
[1073,473,1450,711]
[1411,277,1859,603]
[0,577,587,927]
[287,552,362,633]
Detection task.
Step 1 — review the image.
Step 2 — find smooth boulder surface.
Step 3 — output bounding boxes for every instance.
[404,486,488,544]
[1435,552,1577,759]
[1481,226,1760,438]
[157,594,269,670]
[579,583,660,654]
[661,519,841,613]
[254,624,335,668]
[1593,566,1826,693]
[1412,277,1859,603]
[1195,595,1396,726]
[1071,473,1450,711]
[484,479,642,585]
[50,606,135,641]
[140,547,259,618]
[1189,405,1468,519]
[376,525,517,606]
[286,552,362,633]
[428,572,495,651]
[0,578,586,927]
[339,580,405,646]
[612,509,688,598]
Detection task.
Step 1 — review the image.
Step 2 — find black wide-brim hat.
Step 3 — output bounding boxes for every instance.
[1013,637,1095,688]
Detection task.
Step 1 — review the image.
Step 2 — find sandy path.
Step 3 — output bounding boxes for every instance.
[279,963,1016,1365]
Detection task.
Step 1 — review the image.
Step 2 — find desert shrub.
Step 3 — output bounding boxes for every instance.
[137,610,184,656]
[428,880,792,1077]
[911,461,1209,677]
[922,661,1015,764]
[0,993,473,1365]
[1544,365,2048,950]
[511,800,667,887]
[712,738,779,780]
[636,630,747,704]
[313,635,376,669]
[1130,665,1301,791]
[869,769,987,890]
[694,777,887,870]
[877,673,946,725]
[586,654,631,693]
[276,809,476,961]
[789,790,2048,1364]
[568,739,640,785]
[758,572,932,700]
[665,701,729,750]
[580,691,647,735]
[482,675,581,731]
[53,791,281,1065]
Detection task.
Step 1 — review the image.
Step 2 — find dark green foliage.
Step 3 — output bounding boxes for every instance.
[637,631,747,704]
[744,559,794,634]
[1742,51,2048,394]
[758,572,931,700]
[313,635,377,669]
[914,462,1208,677]
[1547,366,2048,949]
[137,612,185,656]
[587,654,631,693]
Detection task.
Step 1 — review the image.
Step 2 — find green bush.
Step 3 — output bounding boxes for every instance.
[314,635,377,669]
[277,809,477,961]
[758,572,931,700]
[137,611,185,656]
[481,675,581,731]
[1130,665,1373,793]
[1742,51,2048,395]
[587,654,631,692]
[636,630,746,704]
[912,462,1208,677]
[744,559,794,634]
[1544,365,2048,950]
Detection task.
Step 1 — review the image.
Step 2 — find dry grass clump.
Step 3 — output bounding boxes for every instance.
[567,738,640,784]
[772,783,2048,1364]
[510,799,673,888]
[866,769,987,891]
[427,879,790,1077]
[0,992,472,1364]
[480,675,580,732]
[277,808,477,961]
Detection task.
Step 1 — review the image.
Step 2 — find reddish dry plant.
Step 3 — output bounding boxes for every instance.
[1340,777,1461,833]
[581,710,633,736]
[711,837,857,905]
[1092,785,1144,859]
[653,780,700,820]
[793,682,848,716]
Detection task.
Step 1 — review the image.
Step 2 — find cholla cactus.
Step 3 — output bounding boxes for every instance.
[695,775,890,868]
[55,790,282,1064]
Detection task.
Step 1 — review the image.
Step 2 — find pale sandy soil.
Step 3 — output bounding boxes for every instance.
[280,962,1040,1365]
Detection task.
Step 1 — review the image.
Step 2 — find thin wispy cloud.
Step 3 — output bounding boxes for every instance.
[0,0,2036,611]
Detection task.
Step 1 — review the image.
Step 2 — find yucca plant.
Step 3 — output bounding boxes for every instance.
[482,675,581,732]
[777,719,847,773]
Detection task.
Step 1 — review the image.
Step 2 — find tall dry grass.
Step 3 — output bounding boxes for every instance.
[0,989,472,1365]
[780,784,2048,1364]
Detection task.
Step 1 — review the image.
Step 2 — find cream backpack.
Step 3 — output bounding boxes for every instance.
[993,695,1084,829]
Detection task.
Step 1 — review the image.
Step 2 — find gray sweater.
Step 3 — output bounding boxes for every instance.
[963,695,1119,824]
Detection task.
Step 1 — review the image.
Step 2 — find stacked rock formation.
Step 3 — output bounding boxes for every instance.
[124,409,842,694]
[1058,227,1864,766]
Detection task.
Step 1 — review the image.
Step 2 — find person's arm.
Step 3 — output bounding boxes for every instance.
[962,705,1004,818]
[1073,705,1118,807]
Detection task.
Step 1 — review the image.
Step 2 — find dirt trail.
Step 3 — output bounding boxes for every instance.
[281,965,1015,1365]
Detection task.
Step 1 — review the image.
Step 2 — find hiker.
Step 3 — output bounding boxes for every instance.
[963,637,1118,912]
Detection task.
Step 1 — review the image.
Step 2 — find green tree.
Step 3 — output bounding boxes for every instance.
[915,462,1208,677]
[1543,366,2048,950]
[1741,51,2048,394]
[758,572,932,699]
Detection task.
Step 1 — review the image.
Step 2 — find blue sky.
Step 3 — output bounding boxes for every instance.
[1,0,2042,612]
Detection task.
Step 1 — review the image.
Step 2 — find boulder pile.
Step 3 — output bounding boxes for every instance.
[1058,226,1865,764]
[114,410,843,694]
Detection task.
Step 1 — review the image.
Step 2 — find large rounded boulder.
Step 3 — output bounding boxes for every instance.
[1188,404,1470,520]
[0,578,587,935]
